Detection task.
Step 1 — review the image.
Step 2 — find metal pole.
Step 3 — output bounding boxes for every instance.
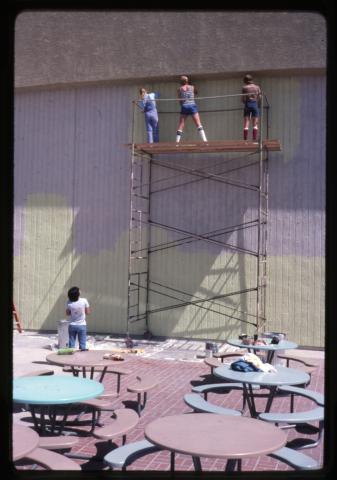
[265,154,269,324]
[260,138,269,334]
[256,93,264,333]
[126,101,137,337]
[144,154,153,334]
[263,94,270,140]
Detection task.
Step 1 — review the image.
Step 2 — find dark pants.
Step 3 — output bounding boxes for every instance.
[244,100,259,118]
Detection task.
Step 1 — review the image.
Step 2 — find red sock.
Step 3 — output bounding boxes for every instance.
[243,129,248,140]
[253,128,258,141]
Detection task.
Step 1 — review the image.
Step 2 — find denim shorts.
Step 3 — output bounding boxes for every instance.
[180,103,198,115]
[244,100,260,118]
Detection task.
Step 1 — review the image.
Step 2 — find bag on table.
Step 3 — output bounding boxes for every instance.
[230,359,262,372]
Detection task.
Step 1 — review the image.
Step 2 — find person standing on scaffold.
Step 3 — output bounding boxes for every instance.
[242,74,262,142]
[138,87,159,143]
[175,75,207,143]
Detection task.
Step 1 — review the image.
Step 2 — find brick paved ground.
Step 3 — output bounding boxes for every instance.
[33,355,325,472]
[13,333,324,473]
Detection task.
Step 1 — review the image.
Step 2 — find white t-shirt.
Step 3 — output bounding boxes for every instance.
[66,297,89,325]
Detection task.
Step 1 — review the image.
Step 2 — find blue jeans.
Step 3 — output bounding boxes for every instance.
[145,110,159,143]
[68,324,87,350]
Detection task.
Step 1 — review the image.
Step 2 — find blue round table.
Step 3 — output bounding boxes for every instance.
[214,364,309,418]
[13,375,104,404]
[13,375,104,434]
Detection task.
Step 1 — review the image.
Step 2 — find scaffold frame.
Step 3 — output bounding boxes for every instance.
[126,92,281,339]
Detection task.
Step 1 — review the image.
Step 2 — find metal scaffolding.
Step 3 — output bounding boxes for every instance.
[126,92,281,338]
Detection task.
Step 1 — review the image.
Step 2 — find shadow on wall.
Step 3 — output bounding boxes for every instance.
[14,145,267,339]
[14,84,133,334]
[141,152,262,340]
[42,230,131,336]
[19,158,260,339]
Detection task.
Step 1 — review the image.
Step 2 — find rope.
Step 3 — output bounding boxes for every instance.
[156,108,242,114]
[149,106,269,114]
[132,92,265,102]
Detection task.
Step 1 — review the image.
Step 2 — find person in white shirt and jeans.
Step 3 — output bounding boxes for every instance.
[66,286,91,351]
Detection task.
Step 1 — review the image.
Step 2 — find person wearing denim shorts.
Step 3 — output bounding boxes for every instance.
[66,286,91,351]
[242,74,262,141]
[175,75,207,143]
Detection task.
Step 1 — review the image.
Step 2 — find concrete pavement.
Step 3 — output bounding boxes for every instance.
[13,329,324,377]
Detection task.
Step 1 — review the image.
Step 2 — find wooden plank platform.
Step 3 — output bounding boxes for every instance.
[130,140,281,155]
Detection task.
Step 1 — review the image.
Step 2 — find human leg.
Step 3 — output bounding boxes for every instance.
[150,112,159,143]
[145,113,154,143]
[77,325,87,351]
[252,116,259,141]
[245,102,259,141]
[243,116,250,140]
[176,115,186,142]
[153,118,159,143]
[191,112,201,128]
[68,325,77,348]
[153,122,159,143]
[192,113,207,141]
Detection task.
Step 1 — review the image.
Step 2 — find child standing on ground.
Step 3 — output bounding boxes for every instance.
[66,286,91,351]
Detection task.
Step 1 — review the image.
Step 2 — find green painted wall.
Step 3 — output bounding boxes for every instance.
[14,75,325,346]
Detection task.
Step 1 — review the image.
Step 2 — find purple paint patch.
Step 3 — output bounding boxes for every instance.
[14,86,132,255]
[14,79,325,259]
[149,78,325,259]
[268,76,326,257]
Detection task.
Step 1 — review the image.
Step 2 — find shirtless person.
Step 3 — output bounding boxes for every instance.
[242,74,262,141]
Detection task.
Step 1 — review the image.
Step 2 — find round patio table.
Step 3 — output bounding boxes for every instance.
[13,375,104,434]
[145,413,286,472]
[13,374,104,405]
[46,349,127,382]
[226,338,298,364]
[214,364,310,418]
[13,424,40,461]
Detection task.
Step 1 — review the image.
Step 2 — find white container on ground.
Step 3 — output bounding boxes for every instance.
[57,319,79,349]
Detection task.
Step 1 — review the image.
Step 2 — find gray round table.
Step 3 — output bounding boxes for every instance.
[215,364,310,417]
[226,338,298,364]
[46,349,127,382]
[145,413,286,471]
[13,424,40,461]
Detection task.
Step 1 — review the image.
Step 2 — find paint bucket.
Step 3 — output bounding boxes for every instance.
[57,319,70,349]
[205,342,218,357]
